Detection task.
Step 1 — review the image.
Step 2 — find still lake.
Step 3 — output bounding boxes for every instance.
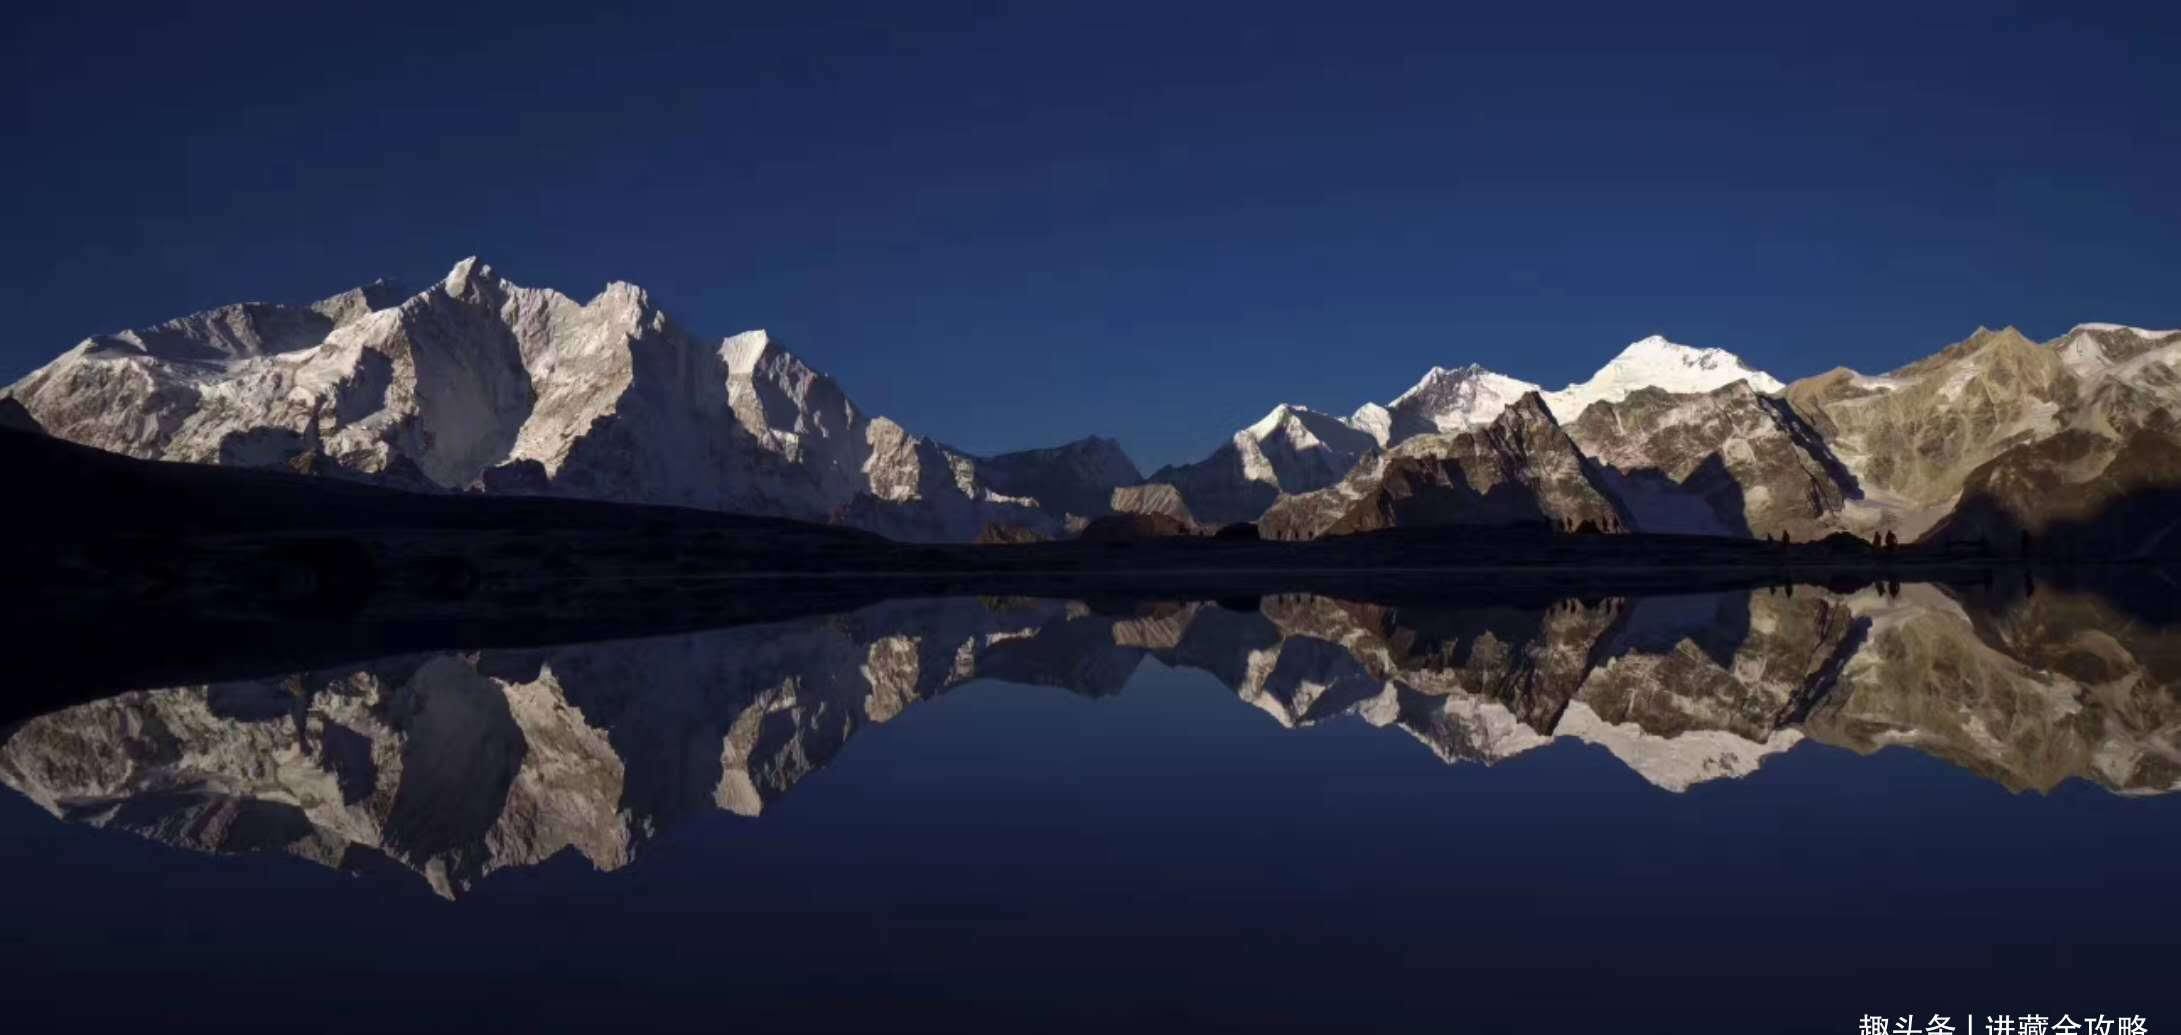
[2,583,2177,1032]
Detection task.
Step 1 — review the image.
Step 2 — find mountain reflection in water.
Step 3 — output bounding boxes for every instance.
[5,580,2177,899]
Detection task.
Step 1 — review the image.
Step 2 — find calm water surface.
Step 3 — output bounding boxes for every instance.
[3,584,2178,1032]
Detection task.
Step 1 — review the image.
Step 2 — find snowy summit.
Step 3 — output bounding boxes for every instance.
[1540,335,1786,423]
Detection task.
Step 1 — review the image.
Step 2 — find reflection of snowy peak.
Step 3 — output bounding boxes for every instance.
[7,583,2177,896]
[3,260,1141,542]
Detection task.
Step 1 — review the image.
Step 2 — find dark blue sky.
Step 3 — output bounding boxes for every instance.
[6,2,2177,469]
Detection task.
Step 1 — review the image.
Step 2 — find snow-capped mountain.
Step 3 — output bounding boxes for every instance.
[1541,334,1786,422]
[2,259,1141,542]
[1136,402,1379,527]
[1345,336,1785,447]
[1256,390,1631,542]
[1258,392,1629,540]
[12,257,2177,547]
[1128,335,1786,530]
[1350,363,1543,446]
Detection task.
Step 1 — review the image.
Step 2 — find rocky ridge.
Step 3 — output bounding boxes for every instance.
[1118,335,1805,537]
[1785,324,2181,544]
[1257,393,1629,540]
[9,261,2179,546]
[1563,380,1858,538]
[2,260,1139,542]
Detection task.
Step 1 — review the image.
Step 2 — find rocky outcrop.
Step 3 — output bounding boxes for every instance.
[1129,404,1378,527]
[1258,393,1628,540]
[1564,381,1857,538]
[1108,482,1197,526]
[1131,336,1787,533]
[1784,327,2079,538]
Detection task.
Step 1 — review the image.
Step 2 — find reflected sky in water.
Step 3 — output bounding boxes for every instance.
[3,582,2179,1031]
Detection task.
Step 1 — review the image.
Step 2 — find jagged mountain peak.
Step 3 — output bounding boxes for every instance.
[1259,386,1626,541]
[720,328,780,373]
[439,256,659,318]
[1391,362,1499,403]
[1242,402,1349,441]
[1888,325,2051,380]
[1567,378,1857,539]
[1935,324,2037,358]
[1499,389,1560,423]
[1239,405,1379,464]
[1148,334,1788,528]
[1349,402,1394,443]
[441,255,503,296]
[19,255,2180,552]
[1352,336,1779,449]
[596,279,653,310]
[1124,401,1379,527]
[3,261,1139,542]
[1355,362,1543,446]
[331,277,409,316]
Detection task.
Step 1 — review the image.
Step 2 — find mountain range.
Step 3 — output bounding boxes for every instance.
[8,258,2178,550]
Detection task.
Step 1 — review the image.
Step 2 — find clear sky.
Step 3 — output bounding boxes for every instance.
[5,1,2177,470]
